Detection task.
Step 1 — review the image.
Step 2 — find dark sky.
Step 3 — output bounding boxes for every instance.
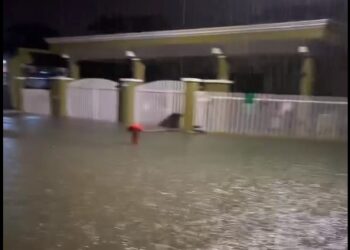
[4,0,347,36]
[4,0,185,36]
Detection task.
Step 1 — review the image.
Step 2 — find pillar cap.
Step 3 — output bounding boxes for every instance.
[119,78,144,83]
[202,79,234,84]
[181,78,202,82]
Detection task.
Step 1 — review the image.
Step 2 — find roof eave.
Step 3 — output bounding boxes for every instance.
[46,19,331,45]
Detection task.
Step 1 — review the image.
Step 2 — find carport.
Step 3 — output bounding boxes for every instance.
[46,19,342,96]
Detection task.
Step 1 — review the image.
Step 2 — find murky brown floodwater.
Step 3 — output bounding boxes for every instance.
[3,114,347,250]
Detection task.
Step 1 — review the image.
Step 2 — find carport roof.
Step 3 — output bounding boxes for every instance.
[46,19,339,61]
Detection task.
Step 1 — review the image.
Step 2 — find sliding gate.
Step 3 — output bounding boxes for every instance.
[134,80,186,131]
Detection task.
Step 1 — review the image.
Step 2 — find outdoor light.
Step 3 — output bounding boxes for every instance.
[3,60,6,64]
[298,46,309,54]
[126,50,136,58]
[61,54,70,58]
[211,47,223,55]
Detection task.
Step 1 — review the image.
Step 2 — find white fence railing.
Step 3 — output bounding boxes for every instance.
[67,79,119,122]
[134,80,186,130]
[195,92,348,140]
[67,88,119,122]
[22,89,51,115]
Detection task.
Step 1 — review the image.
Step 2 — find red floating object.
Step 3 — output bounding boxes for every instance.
[128,123,143,145]
[128,123,143,132]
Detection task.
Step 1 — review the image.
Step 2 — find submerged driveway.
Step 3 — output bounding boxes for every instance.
[3,114,348,250]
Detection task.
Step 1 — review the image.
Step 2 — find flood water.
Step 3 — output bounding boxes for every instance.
[3,114,348,250]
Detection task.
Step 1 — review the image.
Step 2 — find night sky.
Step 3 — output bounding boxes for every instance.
[4,0,347,36]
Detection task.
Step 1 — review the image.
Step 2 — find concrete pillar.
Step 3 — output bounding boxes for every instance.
[8,50,32,110]
[181,78,201,132]
[203,79,233,92]
[119,78,144,127]
[69,60,80,79]
[299,56,316,95]
[217,55,230,80]
[50,77,74,117]
[132,58,145,80]
[297,54,315,136]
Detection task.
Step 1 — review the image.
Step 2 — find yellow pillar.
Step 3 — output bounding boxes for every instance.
[132,59,145,80]
[69,60,80,79]
[297,55,315,136]
[201,54,232,92]
[50,77,73,117]
[119,78,144,127]
[203,79,233,92]
[299,56,315,96]
[8,50,32,110]
[181,78,200,132]
[217,55,230,80]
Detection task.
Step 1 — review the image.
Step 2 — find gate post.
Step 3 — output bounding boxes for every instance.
[299,55,315,96]
[69,60,80,79]
[132,58,145,81]
[119,78,144,127]
[181,78,201,132]
[8,49,33,110]
[217,55,230,80]
[297,48,315,136]
[50,77,74,117]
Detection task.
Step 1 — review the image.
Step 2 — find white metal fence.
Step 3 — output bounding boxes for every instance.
[22,89,51,115]
[67,79,119,122]
[195,92,348,141]
[134,80,186,130]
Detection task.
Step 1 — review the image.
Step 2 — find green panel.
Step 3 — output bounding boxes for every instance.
[245,93,256,104]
